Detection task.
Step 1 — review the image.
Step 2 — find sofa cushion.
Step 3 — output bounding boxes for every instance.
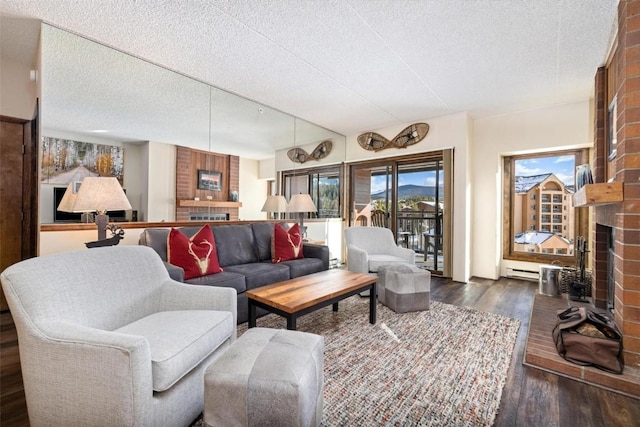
[272,223,304,263]
[115,310,234,392]
[185,271,247,294]
[213,225,259,267]
[167,225,222,280]
[251,222,274,261]
[225,263,290,290]
[281,258,325,279]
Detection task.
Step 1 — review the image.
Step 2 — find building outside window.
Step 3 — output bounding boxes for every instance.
[504,149,588,262]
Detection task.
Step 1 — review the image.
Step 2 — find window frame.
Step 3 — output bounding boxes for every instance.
[502,149,589,264]
[281,164,342,220]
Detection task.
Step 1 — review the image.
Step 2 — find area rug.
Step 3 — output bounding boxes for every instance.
[193,296,520,426]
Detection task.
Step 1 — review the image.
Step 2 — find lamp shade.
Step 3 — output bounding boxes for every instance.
[286,193,317,213]
[56,183,77,213]
[261,195,288,213]
[72,177,132,213]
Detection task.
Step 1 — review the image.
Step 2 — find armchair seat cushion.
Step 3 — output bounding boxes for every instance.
[115,310,234,392]
[368,255,414,272]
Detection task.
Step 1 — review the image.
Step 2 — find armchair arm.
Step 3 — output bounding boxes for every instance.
[389,245,416,263]
[303,243,330,270]
[24,321,153,426]
[347,244,369,273]
[159,279,238,328]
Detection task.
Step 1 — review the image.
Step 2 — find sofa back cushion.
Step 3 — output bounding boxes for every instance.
[213,225,259,267]
[140,226,205,262]
[251,222,274,261]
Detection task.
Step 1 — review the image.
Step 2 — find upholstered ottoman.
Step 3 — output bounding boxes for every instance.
[204,327,324,427]
[378,263,431,313]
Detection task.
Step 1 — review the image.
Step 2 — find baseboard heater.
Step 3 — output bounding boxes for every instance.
[506,267,539,281]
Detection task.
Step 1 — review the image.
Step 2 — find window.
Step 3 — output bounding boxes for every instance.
[282,165,341,219]
[504,149,588,263]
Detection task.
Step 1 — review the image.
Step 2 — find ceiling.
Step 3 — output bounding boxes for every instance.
[0,1,619,159]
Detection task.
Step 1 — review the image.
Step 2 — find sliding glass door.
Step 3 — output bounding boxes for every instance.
[348,151,451,276]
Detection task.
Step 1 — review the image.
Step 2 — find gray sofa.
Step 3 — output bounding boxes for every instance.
[139,222,330,324]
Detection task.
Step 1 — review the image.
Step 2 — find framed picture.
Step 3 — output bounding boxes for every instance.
[197,169,222,191]
[608,97,617,160]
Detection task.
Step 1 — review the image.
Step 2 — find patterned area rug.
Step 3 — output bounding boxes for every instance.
[194,296,520,426]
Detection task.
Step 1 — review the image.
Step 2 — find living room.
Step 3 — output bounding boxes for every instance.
[1,1,639,426]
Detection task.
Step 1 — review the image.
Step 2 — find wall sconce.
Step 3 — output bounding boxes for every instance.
[286,193,317,238]
[261,195,288,220]
[71,177,132,240]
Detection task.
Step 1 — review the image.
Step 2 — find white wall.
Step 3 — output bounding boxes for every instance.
[146,141,176,222]
[239,157,267,220]
[259,158,276,180]
[472,100,592,280]
[0,57,38,119]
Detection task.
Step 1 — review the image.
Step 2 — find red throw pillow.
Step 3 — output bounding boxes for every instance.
[167,225,222,280]
[272,223,304,263]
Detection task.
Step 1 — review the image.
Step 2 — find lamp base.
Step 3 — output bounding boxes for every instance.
[95,213,109,240]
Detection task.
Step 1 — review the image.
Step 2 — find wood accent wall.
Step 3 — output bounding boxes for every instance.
[592,0,640,368]
[175,146,240,221]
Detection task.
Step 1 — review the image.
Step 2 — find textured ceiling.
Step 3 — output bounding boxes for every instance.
[0,0,619,159]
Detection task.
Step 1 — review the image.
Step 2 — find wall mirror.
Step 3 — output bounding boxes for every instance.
[38,24,345,224]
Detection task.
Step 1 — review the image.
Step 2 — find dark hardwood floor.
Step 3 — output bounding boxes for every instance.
[1,276,638,426]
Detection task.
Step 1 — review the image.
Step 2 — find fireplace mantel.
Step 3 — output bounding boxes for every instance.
[178,200,242,208]
[572,182,623,207]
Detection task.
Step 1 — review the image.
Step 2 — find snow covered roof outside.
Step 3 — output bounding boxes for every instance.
[514,173,552,193]
[514,231,554,245]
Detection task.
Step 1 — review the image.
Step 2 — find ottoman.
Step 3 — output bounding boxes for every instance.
[204,327,324,427]
[378,263,431,313]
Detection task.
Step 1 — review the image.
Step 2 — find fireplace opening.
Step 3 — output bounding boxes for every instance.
[189,212,229,221]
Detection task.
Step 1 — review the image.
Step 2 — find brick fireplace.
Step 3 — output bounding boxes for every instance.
[175,146,241,221]
[591,0,640,369]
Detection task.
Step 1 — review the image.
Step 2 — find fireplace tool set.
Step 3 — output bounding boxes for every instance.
[568,236,590,303]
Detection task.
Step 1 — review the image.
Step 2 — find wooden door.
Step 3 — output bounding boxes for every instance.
[0,116,38,311]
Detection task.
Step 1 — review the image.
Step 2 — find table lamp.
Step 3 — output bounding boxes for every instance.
[72,177,132,240]
[261,195,288,220]
[286,193,317,238]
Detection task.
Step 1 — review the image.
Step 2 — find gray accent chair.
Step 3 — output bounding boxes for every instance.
[344,226,415,274]
[0,246,237,427]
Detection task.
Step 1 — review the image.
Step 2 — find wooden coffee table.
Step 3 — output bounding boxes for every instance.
[246,269,377,330]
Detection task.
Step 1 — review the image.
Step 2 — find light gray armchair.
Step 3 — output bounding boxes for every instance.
[0,245,237,427]
[344,226,415,274]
